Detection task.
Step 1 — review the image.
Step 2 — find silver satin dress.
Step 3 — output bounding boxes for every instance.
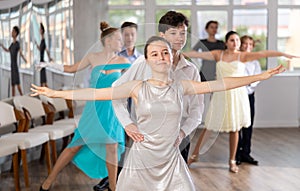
[116,81,195,191]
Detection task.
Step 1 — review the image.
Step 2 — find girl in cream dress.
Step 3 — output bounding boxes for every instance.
[185,31,296,173]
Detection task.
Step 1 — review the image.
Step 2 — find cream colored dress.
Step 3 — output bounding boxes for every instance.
[205,52,251,132]
[116,81,195,191]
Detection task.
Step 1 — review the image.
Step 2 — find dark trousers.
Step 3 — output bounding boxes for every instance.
[237,93,255,158]
[179,136,190,163]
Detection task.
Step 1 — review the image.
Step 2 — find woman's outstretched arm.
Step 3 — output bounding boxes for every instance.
[242,50,299,62]
[183,65,285,95]
[31,80,141,101]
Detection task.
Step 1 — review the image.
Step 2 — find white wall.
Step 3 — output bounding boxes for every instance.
[254,72,300,128]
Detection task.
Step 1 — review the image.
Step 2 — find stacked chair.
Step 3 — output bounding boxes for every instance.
[13,95,75,165]
[0,101,51,190]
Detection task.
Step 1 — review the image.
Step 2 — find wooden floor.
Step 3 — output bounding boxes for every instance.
[1,128,300,191]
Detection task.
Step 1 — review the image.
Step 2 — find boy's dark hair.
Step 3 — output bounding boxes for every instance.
[121,22,138,32]
[205,20,219,29]
[13,26,19,36]
[158,11,189,33]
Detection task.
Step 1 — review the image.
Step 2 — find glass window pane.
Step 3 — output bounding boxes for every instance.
[49,14,56,62]
[108,0,144,5]
[55,13,63,64]
[33,4,46,14]
[278,9,300,69]
[0,9,10,19]
[233,9,268,69]
[156,0,191,5]
[195,11,227,41]
[48,1,56,13]
[196,0,229,5]
[10,6,20,18]
[233,0,268,5]
[278,0,300,5]
[1,21,10,67]
[20,11,31,69]
[31,13,47,63]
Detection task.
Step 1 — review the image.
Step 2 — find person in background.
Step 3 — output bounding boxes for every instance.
[185,31,298,173]
[236,35,261,166]
[192,20,225,81]
[93,21,142,191]
[0,26,27,96]
[118,21,142,63]
[31,36,285,191]
[35,23,53,87]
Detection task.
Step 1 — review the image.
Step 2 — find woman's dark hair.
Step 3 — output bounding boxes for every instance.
[100,21,119,45]
[225,31,239,42]
[205,20,219,29]
[40,23,45,34]
[144,36,171,59]
[13,26,19,36]
[158,11,189,33]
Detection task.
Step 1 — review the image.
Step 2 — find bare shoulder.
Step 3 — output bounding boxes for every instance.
[116,56,130,64]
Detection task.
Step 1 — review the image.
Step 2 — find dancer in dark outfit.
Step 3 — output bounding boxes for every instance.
[35,23,53,87]
[0,26,27,96]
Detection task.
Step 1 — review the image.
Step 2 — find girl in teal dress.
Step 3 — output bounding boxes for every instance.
[39,22,130,191]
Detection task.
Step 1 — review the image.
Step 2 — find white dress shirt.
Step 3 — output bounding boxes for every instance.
[245,60,262,94]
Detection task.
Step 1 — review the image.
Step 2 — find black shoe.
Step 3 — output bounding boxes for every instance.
[241,155,258,165]
[235,155,241,165]
[93,177,109,191]
[40,186,49,191]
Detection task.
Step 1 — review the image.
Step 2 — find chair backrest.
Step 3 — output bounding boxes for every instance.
[39,95,68,112]
[0,101,17,126]
[13,96,46,119]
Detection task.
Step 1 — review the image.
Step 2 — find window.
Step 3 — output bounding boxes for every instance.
[108,9,145,52]
[277,9,300,68]
[195,11,227,41]
[233,9,267,69]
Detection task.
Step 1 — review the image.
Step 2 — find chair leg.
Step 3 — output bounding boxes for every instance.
[61,136,70,151]
[20,149,29,187]
[39,144,45,164]
[12,152,20,191]
[50,140,57,165]
[43,141,52,174]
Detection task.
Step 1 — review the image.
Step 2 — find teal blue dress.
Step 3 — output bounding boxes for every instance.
[67,63,131,178]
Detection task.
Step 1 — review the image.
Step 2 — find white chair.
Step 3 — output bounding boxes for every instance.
[13,95,75,164]
[0,101,51,189]
[39,95,78,150]
[39,95,78,128]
